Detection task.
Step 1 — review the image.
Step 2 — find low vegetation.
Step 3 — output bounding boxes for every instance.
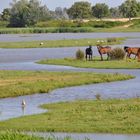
[0,132,43,140]
[38,58,140,69]
[0,131,73,140]
[0,38,124,49]
[110,48,125,60]
[0,70,133,98]
[75,49,84,60]
[0,98,139,134]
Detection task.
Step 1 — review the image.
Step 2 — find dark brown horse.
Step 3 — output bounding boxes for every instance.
[85,45,93,61]
[137,48,140,62]
[97,45,111,61]
[124,46,139,59]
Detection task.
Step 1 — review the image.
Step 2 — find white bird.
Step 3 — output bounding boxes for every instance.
[40,42,44,45]
[21,99,26,107]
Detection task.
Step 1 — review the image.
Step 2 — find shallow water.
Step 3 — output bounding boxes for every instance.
[1,32,140,42]
[28,132,140,140]
[0,63,139,121]
[0,33,140,139]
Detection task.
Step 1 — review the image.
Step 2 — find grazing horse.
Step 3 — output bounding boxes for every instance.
[85,45,93,61]
[97,45,111,61]
[124,46,139,59]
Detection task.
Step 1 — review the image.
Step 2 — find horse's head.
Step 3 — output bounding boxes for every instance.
[124,46,129,52]
[97,44,102,50]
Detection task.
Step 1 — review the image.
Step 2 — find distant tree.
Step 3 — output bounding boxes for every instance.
[55,7,69,19]
[110,7,122,18]
[39,5,52,21]
[1,8,11,21]
[92,3,110,19]
[10,0,31,27]
[9,0,51,27]
[119,0,140,20]
[67,1,92,19]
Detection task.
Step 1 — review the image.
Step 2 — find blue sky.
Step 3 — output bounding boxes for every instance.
[0,0,125,13]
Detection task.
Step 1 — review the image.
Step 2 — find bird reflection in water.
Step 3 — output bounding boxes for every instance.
[21,99,26,115]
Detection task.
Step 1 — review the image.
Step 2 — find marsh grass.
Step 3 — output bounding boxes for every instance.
[0,131,44,140]
[0,98,139,134]
[38,58,140,69]
[0,131,76,140]
[0,70,133,98]
[0,38,124,49]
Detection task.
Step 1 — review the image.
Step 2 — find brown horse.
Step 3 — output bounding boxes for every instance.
[97,45,111,61]
[124,46,139,59]
[137,48,140,62]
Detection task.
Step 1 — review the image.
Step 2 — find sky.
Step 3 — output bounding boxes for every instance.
[0,0,126,13]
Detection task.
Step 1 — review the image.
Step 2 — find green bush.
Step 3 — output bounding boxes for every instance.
[76,49,84,60]
[107,37,117,43]
[110,48,125,60]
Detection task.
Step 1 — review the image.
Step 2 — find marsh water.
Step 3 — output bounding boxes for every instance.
[0,33,140,140]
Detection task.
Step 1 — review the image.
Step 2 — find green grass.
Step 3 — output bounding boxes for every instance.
[0,38,124,48]
[0,131,44,140]
[0,98,139,134]
[0,131,73,140]
[38,58,140,69]
[0,70,133,98]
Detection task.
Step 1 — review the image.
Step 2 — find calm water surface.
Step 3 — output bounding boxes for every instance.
[0,33,139,140]
[0,32,140,42]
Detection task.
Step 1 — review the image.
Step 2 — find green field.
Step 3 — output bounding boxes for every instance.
[0,98,139,134]
[0,132,44,140]
[0,70,133,98]
[0,38,124,49]
[38,58,140,69]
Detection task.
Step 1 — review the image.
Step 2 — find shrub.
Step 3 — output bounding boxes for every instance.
[107,37,117,43]
[76,49,84,60]
[110,48,125,60]
[95,93,101,100]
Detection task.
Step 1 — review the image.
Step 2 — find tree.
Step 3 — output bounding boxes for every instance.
[9,0,50,27]
[55,7,69,19]
[67,1,92,19]
[119,0,140,20]
[1,8,11,21]
[10,0,30,27]
[110,7,122,18]
[92,3,110,19]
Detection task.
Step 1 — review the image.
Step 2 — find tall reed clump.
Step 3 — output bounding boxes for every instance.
[76,49,85,60]
[110,47,125,60]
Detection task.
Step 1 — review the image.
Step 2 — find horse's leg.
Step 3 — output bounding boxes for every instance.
[86,54,87,61]
[89,55,91,61]
[127,53,130,59]
[134,54,137,60]
[107,53,109,60]
[101,54,103,61]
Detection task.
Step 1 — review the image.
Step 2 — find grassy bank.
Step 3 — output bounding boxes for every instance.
[0,132,43,140]
[0,38,124,49]
[0,98,139,134]
[0,19,140,33]
[0,131,77,140]
[38,58,140,69]
[1,27,140,34]
[0,70,133,98]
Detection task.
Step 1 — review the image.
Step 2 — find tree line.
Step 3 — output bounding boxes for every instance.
[0,0,140,27]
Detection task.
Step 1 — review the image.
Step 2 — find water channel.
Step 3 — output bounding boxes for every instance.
[0,33,139,140]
